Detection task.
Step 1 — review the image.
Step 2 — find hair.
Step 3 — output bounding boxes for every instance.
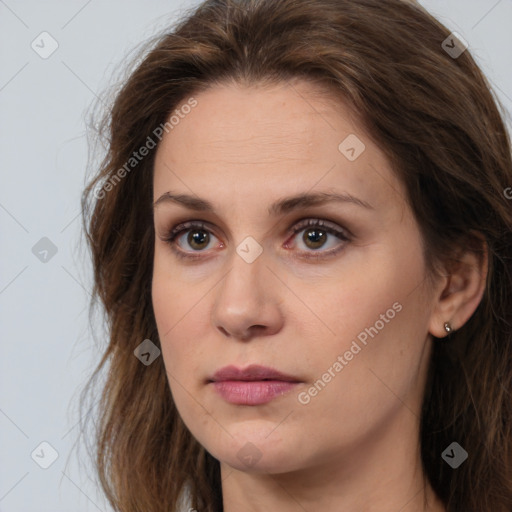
[79,0,512,511]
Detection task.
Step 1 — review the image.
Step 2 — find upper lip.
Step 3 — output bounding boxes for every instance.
[210,364,301,382]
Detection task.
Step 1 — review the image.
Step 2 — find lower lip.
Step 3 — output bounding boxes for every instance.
[211,380,299,405]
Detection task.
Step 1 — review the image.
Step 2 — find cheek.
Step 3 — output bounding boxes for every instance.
[152,283,202,422]
[151,278,175,344]
[318,263,405,348]
[152,249,191,338]
[312,245,428,380]
[151,271,209,384]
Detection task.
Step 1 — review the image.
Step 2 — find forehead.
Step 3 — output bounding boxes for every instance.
[156,81,360,162]
[152,81,405,215]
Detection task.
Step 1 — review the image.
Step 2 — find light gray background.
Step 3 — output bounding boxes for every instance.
[1,1,511,511]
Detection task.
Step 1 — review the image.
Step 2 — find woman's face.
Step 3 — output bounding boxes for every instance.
[152,80,440,474]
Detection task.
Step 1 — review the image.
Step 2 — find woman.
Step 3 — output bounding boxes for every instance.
[80,0,512,511]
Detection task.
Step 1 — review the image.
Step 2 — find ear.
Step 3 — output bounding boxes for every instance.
[428,233,488,338]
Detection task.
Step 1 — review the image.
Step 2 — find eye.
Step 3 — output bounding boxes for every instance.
[161,218,351,261]
[162,221,220,260]
[285,218,350,260]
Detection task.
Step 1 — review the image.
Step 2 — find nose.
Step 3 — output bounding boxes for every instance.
[211,249,284,342]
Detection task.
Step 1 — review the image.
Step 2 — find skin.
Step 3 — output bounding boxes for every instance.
[151,80,487,512]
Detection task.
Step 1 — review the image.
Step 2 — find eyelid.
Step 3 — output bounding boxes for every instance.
[164,220,215,242]
[289,218,350,238]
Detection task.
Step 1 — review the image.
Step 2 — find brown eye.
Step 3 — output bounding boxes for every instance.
[186,229,210,250]
[163,221,220,260]
[164,218,350,262]
[287,219,350,259]
[302,227,328,250]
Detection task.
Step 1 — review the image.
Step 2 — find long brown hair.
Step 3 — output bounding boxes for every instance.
[79,1,512,510]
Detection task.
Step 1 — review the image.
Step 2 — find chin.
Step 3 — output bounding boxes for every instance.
[203,430,306,474]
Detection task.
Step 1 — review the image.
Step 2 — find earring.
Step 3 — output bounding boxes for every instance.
[444,322,452,334]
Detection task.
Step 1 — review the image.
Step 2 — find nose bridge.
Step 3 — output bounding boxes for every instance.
[217,243,268,312]
[211,242,283,339]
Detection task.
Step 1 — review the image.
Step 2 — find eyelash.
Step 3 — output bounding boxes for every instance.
[162,218,351,261]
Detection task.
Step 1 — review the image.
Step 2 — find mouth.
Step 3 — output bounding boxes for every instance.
[208,364,302,405]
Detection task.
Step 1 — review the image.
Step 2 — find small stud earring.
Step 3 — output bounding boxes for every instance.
[444,322,452,333]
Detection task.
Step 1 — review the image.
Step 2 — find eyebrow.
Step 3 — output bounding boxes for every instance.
[153,190,374,215]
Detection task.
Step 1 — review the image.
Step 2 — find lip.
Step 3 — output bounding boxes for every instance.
[211,364,300,382]
[209,364,302,405]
